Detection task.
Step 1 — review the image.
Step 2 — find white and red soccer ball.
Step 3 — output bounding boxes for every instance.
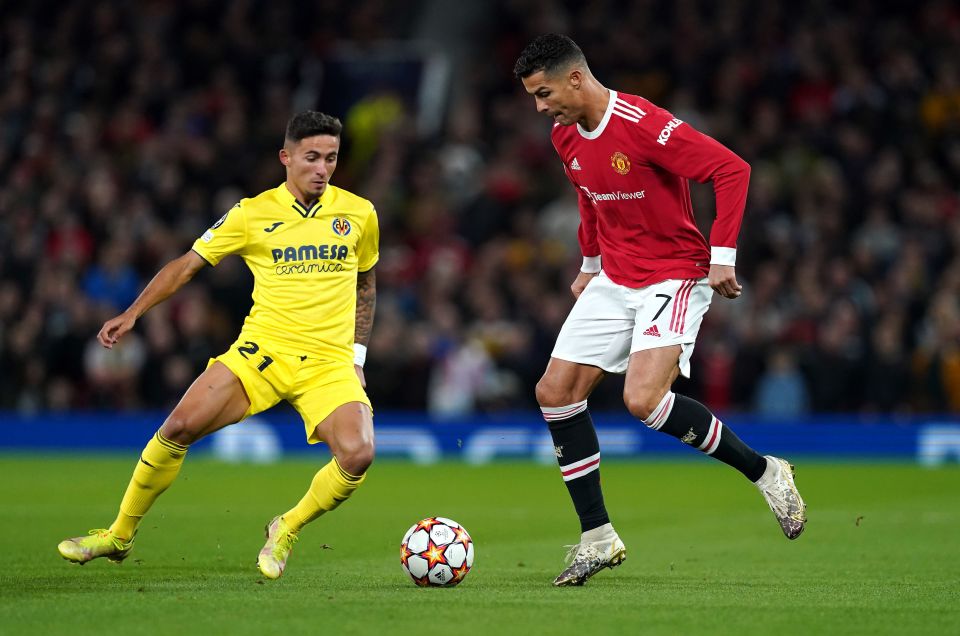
[400,517,474,587]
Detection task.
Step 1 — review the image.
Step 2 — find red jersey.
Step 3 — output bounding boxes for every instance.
[551,90,750,288]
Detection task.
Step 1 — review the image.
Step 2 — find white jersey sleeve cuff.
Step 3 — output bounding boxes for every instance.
[581,255,601,273]
[710,247,737,266]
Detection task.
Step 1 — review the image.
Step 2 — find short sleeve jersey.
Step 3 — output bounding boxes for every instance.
[192,183,380,363]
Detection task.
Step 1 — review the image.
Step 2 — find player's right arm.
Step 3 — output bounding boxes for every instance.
[98,250,207,348]
[565,164,600,299]
[99,202,248,348]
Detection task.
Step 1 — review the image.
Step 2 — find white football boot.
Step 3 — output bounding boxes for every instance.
[553,525,626,587]
[756,456,807,539]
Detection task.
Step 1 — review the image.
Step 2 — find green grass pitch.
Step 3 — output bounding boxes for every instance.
[1,455,958,635]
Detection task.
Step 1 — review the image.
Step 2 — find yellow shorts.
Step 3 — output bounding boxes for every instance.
[210,337,372,444]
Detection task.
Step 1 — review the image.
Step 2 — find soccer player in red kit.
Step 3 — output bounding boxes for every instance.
[515,34,806,586]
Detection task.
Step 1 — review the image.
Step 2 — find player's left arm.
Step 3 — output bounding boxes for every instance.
[353,204,380,387]
[353,267,376,387]
[644,116,750,299]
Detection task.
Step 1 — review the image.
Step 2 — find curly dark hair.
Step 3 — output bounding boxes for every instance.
[285,110,342,142]
[513,34,586,79]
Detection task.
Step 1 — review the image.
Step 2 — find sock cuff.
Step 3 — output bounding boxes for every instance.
[541,400,588,422]
[332,457,365,484]
[155,430,189,454]
[643,391,675,430]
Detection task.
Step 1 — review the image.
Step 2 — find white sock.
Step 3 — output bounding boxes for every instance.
[582,522,616,543]
[754,456,776,485]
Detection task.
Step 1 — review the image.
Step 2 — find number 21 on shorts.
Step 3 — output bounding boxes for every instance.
[236,341,274,372]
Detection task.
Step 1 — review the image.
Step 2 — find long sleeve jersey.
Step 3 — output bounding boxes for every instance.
[551,90,750,288]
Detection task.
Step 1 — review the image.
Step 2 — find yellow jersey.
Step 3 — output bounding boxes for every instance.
[192,183,379,363]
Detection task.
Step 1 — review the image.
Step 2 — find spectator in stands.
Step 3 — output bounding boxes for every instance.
[1,1,958,415]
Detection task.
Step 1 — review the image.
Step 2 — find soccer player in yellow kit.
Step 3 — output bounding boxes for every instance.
[57,111,379,580]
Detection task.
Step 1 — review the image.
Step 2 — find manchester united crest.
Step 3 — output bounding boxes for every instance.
[610,151,631,175]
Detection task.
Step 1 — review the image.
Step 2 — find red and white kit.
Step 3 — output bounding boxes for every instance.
[550,90,750,376]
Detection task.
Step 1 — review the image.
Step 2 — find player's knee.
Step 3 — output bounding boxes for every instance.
[623,390,659,422]
[337,438,375,476]
[536,376,571,408]
[159,412,201,446]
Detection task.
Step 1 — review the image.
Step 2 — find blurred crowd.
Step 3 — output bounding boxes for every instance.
[1,0,959,417]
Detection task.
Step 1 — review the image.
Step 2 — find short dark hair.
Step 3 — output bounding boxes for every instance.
[285,110,342,142]
[513,34,586,79]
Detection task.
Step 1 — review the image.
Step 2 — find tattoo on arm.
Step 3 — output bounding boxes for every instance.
[355,268,376,346]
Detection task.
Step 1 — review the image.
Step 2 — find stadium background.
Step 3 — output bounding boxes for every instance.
[3,0,960,419]
[1,0,959,451]
[2,3,959,635]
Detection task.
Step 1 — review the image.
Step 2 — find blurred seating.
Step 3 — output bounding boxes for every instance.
[1,1,958,415]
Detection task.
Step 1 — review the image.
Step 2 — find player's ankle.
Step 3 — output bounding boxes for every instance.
[582,522,616,543]
[754,456,776,485]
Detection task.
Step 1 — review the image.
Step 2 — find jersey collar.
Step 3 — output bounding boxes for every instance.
[276,182,333,218]
[577,89,617,140]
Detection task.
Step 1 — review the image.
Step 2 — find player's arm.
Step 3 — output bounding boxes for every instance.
[353,267,376,387]
[98,250,207,349]
[566,166,601,299]
[645,117,750,299]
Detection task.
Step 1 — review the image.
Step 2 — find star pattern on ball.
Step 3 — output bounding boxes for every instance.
[401,518,473,587]
[452,563,469,583]
[417,517,440,532]
[424,541,447,569]
[453,525,471,545]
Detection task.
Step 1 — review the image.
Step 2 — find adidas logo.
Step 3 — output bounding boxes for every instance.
[570,157,582,171]
[642,325,661,337]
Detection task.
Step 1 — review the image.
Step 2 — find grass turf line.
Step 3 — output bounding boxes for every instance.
[1,456,958,635]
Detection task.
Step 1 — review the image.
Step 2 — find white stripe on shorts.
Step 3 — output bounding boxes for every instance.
[670,280,696,333]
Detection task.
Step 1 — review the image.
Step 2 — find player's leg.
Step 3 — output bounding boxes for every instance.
[624,344,768,479]
[537,358,627,586]
[114,362,251,536]
[625,277,805,538]
[258,363,373,580]
[58,362,250,564]
[536,358,609,536]
[623,345,806,539]
[283,401,374,531]
[538,274,635,585]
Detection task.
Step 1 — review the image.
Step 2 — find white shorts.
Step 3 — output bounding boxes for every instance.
[551,273,713,378]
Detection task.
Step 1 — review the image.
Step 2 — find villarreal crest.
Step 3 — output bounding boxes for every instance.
[332,217,352,236]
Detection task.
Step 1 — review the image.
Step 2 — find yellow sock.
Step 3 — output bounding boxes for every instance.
[282,458,366,532]
[109,431,188,540]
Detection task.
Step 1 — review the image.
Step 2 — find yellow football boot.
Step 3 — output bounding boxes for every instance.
[257,516,299,579]
[58,529,134,564]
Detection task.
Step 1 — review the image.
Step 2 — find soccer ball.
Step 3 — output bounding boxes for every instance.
[400,517,474,587]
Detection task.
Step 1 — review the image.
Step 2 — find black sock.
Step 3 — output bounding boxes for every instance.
[542,403,610,532]
[643,392,767,482]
